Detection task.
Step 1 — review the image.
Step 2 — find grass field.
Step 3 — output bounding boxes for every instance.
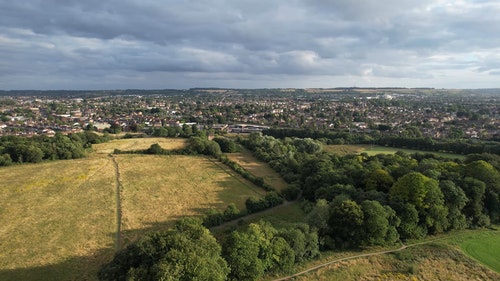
[323,144,372,156]
[0,137,265,281]
[115,154,265,243]
[92,137,187,154]
[0,158,116,281]
[453,229,500,273]
[325,144,465,159]
[226,148,289,191]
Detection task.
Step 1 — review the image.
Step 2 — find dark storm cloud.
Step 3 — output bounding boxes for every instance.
[1,0,500,89]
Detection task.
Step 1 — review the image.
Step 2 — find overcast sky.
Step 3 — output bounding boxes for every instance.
[1,0,500,90]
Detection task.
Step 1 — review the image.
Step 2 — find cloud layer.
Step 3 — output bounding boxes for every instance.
[1,0,500,89]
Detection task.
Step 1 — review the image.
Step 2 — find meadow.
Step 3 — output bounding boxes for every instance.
[226,148,289,191]
[325,144,466,159]
[269,242,500,281]
[0,158,116,281]
[450,228,500,273]
[0,138,265,281]
[92,137,187,154]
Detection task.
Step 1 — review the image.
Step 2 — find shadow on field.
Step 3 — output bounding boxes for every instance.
[0,221,185,281]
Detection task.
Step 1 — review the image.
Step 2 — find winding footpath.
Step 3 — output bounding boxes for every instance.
[272,239,443,281]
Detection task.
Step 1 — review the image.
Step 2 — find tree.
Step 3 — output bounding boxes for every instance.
[463,160,500,222]
[279,224,319,263]
[213,137,237,153]
[361,200,398,246]
[364,168,394,192]
[440,180,468,230]
[223,221,279,280]
[391,201,426,240]
[99,218,229,281]
[306,199,330,238]
[389,172,448,234]
[107,122,122,134]
[146,143,164,155]
[460,177,489,227]
[328,199,364,249]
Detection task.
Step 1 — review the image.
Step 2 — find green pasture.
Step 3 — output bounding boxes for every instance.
[326,144,465,160]
[458,229,500,272]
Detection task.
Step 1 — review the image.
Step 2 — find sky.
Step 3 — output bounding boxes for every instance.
[1,0,500,90]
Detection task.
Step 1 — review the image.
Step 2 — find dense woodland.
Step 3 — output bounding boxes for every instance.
[97,131,500,281]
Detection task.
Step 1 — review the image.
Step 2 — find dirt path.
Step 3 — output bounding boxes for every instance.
[272,239,443,281]
[109,154,123,251]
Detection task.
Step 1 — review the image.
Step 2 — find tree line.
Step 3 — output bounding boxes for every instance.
[263,127,500,155]
[0,131,110,166]
[99,218,320,281]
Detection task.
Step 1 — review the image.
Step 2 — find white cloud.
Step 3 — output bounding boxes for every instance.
[0,0,500,89]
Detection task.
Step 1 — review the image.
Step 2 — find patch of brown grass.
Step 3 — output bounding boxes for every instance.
[270,243,500,281]
[92,137,187,154]
[0,158,116,280]
[226,148,289,191]
[115,154,265,243]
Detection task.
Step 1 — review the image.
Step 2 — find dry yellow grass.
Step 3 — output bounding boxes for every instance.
[226,148,289,191]
[0,138,265,280]
[116,154,264,243]
[92,137,187,154]
[268,243,500,281]
[0,158,116,280]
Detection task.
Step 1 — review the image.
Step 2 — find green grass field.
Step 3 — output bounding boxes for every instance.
[459,230,500,273]
[325,144,465,159]
[0,138,265,281]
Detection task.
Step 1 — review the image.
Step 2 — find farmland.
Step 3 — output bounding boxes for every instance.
[0,138,265,281]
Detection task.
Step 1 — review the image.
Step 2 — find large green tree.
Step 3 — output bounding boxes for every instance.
[99,218,229,281]
[360,200,400,246]
[390,172,448,235]
[328,199,364,248]
[440,180,468,230]
[463,160,500,222]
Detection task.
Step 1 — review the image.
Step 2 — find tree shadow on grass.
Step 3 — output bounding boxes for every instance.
[0,169,266,281]
[0,221,191,281]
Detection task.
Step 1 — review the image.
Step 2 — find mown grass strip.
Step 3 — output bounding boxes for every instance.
[460,232,500,272]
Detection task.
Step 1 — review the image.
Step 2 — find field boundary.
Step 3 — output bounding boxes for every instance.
[109,154,123,251]
[206,157,265,196]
